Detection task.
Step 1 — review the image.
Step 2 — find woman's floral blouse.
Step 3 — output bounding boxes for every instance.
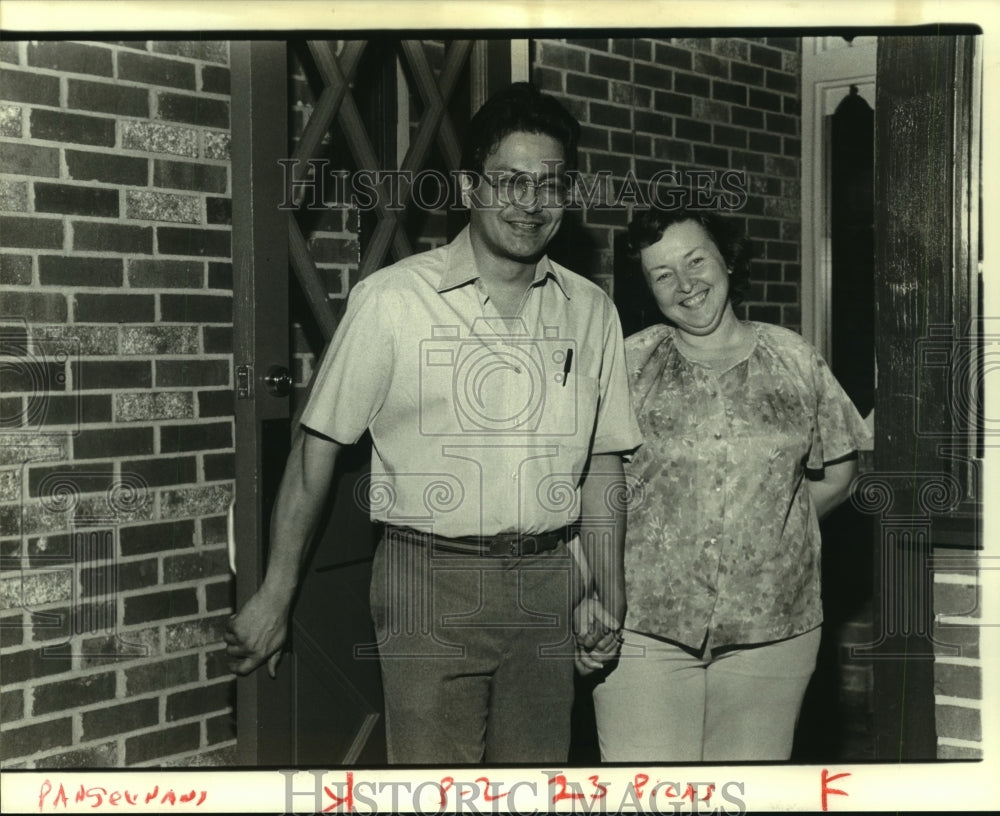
[623,321,872,650]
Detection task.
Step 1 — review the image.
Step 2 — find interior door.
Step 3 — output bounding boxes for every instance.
[230,38,523,766]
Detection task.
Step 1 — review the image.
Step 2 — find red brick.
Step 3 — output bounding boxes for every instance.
[157,226,231,258]
[207,261,232,289]
[27,41,113,76]
[81,697,159,741]
[0,67,60,105]
[205,579,232,613]
[156,359,230,388]
[934,663,982,699]
[674,72,710,96]
[1,688,24,721]
[588,53,630,81]
[537,42,586,72]
[73,293,155,323]
[749,88,782,112]
[201,515,228,546]
[731,61,765,86]
[152,41,228,64]
[160,293,231,323]
[125,653,198,694]
[66,149,148,185]
[82,557,158,597]
[27,461,115,496]
[655,91,693,117]
[0,215,63,249]
[156,92,229,128]
[160,421,232,453]
[197,390,233,419]
[1,41,19,64]
[33,671,116,715]
[39,255,123,287]
[73,360,153,390]
[206,196,231,225]
[164,614,227,652]
[125,722,199,764]
[67,78,149,116]
[153,158,227,193]
[38,742,119,768]
[118,51,196,90]
[203,326,232,354]
[74,427,154,459]
[35,182,119,218]
[1,253,32,285]
[766,70,797,95]
[119,519,195,557]
[164,547,229,583]
[566,73,608,101]
[30,109,115,147]
[0,643,72,684]
[123,586,198,625]
[166,678,233,721]
[122,456,198,488]
[206,711,236,745]
[935,703,981,741]
[29,389,102,428]
[127,259,202,289]
[750,44,783,69]
[73,222,153,254]
[1,290,67,321]
[201,65,230,95]
[0,716,72,761]
[0,141,60,177]
[654,43,693,70]
[0,613,24,647]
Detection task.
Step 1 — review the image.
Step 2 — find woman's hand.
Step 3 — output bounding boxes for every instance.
[573,595,622,675]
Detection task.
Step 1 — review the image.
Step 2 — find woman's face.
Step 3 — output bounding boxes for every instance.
[639,219,733,339]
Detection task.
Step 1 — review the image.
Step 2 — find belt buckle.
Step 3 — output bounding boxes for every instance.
[488,534,519,557]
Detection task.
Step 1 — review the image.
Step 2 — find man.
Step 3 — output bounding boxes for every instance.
[225,82,641,764]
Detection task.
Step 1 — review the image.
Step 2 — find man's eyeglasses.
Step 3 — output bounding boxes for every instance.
[474,171,570,208]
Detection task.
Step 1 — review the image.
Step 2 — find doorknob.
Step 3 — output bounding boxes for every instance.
[264,365,293,397]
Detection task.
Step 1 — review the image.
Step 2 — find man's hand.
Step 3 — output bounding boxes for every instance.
[573,594,622,675]
[224,588,290,678]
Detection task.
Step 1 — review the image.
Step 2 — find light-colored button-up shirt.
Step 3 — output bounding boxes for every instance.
[623,321,872,649]
[301,226,642,538]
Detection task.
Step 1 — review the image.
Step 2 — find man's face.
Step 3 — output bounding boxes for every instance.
[462,131,567,266]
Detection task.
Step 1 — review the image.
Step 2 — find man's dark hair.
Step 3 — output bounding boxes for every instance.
[626,207,752,308]
[460,82,580,176]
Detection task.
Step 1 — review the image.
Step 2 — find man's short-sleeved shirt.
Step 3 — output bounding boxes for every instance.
[622,321,872,649]
[300,225,642,538]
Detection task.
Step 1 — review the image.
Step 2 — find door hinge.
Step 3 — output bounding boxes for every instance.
[236,364,253,399]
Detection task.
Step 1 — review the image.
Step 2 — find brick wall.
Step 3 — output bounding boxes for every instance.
[932,552,983,759]
[532,36,802,329]
[0,40,235,767]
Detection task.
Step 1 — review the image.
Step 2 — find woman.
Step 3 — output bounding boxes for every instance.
[590,207,872,762]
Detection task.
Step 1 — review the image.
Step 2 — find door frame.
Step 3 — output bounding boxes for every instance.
[800,35,877,363]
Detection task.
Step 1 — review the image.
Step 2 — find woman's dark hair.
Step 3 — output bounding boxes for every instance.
[460,82,580,176]
[626,207,752,307]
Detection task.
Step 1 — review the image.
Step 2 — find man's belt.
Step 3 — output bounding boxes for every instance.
[386,525,569,557]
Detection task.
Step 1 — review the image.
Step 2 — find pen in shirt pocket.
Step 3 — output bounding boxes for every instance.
[561,348,573,386]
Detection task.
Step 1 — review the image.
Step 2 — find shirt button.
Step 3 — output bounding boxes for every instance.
[713,432,723,440]
[511,472,518,480]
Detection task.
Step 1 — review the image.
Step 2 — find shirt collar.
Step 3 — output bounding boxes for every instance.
[436,225,571,300]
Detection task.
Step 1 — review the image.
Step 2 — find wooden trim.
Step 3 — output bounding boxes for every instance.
[230,40,294,766]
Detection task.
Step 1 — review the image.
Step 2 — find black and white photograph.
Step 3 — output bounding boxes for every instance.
[0,1,996,812]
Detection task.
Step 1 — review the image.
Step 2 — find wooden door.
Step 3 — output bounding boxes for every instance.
[230,38,523,766]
